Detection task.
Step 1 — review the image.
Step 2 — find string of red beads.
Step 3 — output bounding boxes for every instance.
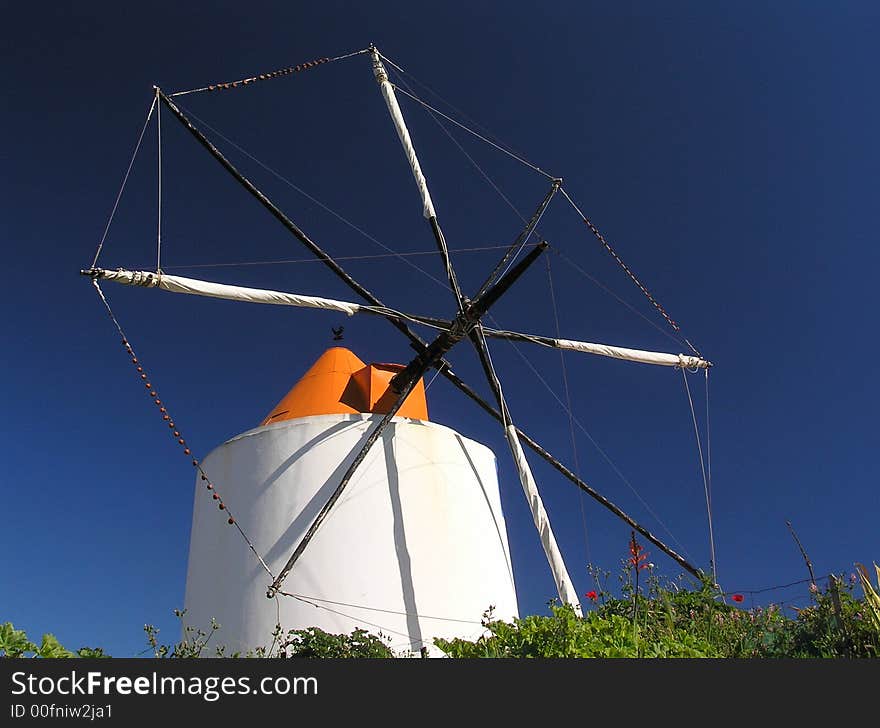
[120,335,236,528]
[207,57,330,92]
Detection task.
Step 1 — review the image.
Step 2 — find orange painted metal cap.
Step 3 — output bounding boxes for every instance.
[261,347,428,426]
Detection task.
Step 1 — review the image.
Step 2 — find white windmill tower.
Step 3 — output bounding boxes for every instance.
[183,345,520,653]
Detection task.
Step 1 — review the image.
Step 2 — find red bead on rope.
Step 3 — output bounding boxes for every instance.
[212,493,218,500]
[227,517,235,525]
[184,448,191,456]
[218,503,225,510]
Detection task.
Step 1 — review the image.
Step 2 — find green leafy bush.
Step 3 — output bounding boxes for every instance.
[435,603,717,658]
[5,554,878,658]
[435,554,880,659]
[0,622,107,658]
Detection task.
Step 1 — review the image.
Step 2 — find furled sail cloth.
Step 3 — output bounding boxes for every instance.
[505,425,582,612]
[86,268,361,316]
[371,50,436,220]
[484,328,711,369]
[85,268,710,369]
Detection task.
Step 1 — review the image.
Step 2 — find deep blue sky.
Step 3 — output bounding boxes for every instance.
[3,2,878,656]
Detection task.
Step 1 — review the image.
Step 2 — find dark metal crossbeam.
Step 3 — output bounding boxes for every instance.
[390,242,548,394]
[428,215,466,314]
[266,361,429,597]
[157,87,705,585]
[473,179,560,302]
[267,241,548,595]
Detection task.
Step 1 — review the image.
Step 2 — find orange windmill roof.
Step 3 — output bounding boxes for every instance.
[260,347,429,426]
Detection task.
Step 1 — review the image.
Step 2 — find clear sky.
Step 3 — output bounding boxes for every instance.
[3,1,878,657]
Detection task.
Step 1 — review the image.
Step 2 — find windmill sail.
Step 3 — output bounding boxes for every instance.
[505,425,581,609]
[84,268,361,315]
[483,328,711,369]
[85,268,709,369]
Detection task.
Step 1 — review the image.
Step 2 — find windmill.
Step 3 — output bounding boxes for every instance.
[83,46,712,654]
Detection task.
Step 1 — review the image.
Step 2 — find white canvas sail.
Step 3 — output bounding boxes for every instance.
[89,268,361,316]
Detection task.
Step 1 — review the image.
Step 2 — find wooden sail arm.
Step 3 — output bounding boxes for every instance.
[81,267,364,315]
[80,267,455,330]
[483,326,712,370]
[469,327,581,610]
[370,47,466,313]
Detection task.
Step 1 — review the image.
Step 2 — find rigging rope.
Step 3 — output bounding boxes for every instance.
[705,367,713,548]
[91,96,157,269]
[559,187,701,356]
[169,48,371,97]
[494,205,551,286]
[156,244,535,271]
[280,591,422,645]
[682,366,716,585]
[380,53,546,180]
[486,310,697,565]
[423,362,446,392]
[546,257,592,568]
[90,279,275,582]
[727,574,838,597]
[278,591,483,626]
[386,66,535,233]
[386,63,561,320]
[389,83,557,182]
[156,89,162,273]
[551,247,689,350]
[175,102,450,290]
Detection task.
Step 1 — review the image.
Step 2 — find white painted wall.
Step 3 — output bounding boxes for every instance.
[183,414,519,655]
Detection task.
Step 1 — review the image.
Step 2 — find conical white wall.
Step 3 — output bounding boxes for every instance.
[183,413,519,654]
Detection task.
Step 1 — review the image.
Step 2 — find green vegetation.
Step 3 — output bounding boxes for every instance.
[4,554,878,659]
[435,539,880,658]
[0,622,108,659]
[436,576,879,658]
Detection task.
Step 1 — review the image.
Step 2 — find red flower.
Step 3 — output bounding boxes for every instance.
[585,590,598,601]
[731,594,744,603]
[628,533,649,570]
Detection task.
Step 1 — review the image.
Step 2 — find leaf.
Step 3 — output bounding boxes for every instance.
[854,562,880,632]
[35,634,75,659]
[0,622,37,658]
[76,647,110,658]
